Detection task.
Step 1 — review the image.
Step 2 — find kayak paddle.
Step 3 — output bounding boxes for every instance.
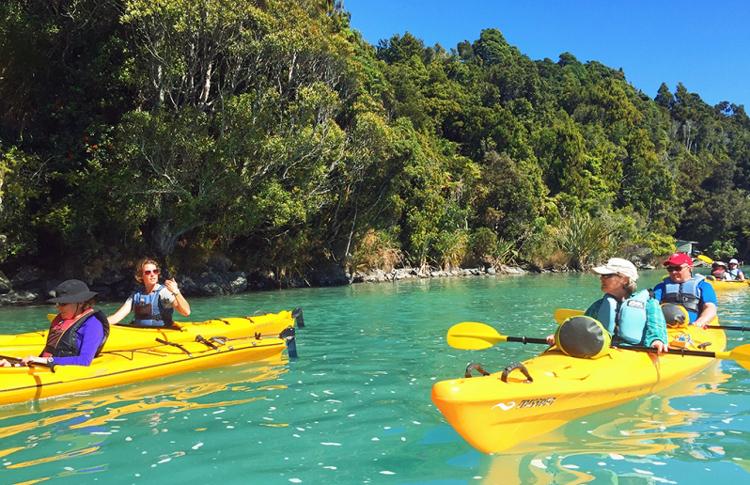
[446,322,750,370]
[446,322,548,350]
[696,254,714,265]
[553,308,584,323]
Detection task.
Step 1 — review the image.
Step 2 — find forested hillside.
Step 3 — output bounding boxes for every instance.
[2,0,749,285]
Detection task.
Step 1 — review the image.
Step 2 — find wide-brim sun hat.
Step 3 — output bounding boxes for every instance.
[591,257,639,281]
[47,279,98,303]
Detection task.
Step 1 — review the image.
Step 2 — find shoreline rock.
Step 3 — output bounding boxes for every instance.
[0,264,528,307]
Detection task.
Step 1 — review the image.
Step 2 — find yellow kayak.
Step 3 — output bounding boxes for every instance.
[707,279,750,291]
[431,325,727,454]
[0,334,287,406]
[0,308,300,353]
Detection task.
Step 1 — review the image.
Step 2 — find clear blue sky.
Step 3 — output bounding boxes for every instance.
[345,0,750,108]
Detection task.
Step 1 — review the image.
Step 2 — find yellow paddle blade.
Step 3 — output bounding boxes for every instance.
[446,322,507,350]
[727,344,750,371]
[553,308,584,324]
[696,254,714,265]
[47,313,55,322]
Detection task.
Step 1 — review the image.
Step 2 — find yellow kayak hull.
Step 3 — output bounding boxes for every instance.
[431,325,726,454]
[707,279,750,291]
[0,335,287,406]
[0,309,297,353]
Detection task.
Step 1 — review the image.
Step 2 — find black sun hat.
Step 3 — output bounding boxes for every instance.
[47,279,98,304]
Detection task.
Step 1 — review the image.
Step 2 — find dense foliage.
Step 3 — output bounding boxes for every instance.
[2,0,749,283]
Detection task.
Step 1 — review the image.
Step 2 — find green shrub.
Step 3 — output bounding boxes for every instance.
[350,229,402,273]
[433,230,470,270]
[707,240,738,261]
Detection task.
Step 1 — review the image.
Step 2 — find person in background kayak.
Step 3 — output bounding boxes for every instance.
[546,257,669,353]
[709,261,730,280]
[652,252,717,328]
[0,279,109,368]
[727,258,746,281]
[108,258,191,327]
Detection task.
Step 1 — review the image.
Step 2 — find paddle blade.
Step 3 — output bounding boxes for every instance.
[696,254,714,265]
[553,308,584,324]
[728,344,750,371]
[446,322,506,350]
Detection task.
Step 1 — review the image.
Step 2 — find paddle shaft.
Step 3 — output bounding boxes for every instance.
[0,354,56,371]
[504,337,715,357]
[708,325,750,331]
[506,336,549,345]
[505,338,721,358]
[507,338,725,359]
[622,345,721,359]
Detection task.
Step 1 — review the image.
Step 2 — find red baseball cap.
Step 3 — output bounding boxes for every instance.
[663,252,693,267]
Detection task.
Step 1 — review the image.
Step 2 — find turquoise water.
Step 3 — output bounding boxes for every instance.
[0,272,749,484]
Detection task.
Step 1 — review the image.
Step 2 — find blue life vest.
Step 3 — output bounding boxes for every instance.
[586,290,650,345]
[661,275,704,313]
[132,284,173,327]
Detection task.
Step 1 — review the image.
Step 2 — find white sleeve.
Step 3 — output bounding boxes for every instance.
[159,286,176,307]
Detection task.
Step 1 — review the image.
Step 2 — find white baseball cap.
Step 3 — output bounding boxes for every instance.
[729,258,739,265]
[591,257,639,281]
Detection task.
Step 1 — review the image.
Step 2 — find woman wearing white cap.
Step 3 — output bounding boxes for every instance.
[727,259,745,281]
[547,257,669,353]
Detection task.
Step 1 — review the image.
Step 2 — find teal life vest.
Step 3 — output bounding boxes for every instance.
[585,289,650,345]
[661,275,704,313]
[132,284,173,327]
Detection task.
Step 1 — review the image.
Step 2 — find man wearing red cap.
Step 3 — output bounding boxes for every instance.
[652,253,718,328]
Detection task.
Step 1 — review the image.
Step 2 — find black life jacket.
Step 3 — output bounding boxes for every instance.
[42,309,110,358]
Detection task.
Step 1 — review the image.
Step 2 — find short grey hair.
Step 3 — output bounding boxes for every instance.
[624,279,637,295]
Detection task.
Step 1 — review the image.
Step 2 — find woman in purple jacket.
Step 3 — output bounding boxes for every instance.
[0,280,109,368]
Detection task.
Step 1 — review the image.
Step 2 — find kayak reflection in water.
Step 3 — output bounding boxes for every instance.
[108,258,191,327]
[0,279,110,368]
[546,257,669,355]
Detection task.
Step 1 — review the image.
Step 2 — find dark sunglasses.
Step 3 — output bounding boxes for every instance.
[599,274,618,279]
[666,265,686,272]
[143,269,160,276]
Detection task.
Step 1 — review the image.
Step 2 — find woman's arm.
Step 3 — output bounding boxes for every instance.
[164,279,191,317]
[643,297,669,353]
[107,298,133,324]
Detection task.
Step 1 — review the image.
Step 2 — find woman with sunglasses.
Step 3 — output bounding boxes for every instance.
[727,258,745,281]
[546,258,669,354]
[652,252,717,328]
[0,279,109,367]
[108,258,191,327]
